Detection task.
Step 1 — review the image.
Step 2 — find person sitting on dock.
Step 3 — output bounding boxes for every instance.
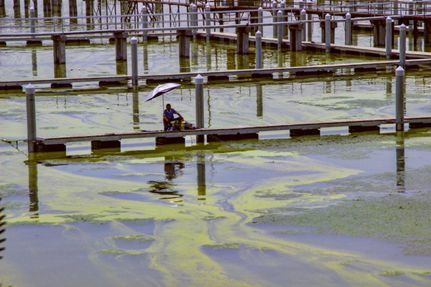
[163,104,183,131]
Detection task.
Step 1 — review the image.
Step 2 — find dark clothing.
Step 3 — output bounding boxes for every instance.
[163,108,180,131]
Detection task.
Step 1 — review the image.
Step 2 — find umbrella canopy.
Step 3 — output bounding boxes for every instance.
[145,83,180,102]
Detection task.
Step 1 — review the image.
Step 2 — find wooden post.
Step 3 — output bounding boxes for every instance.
[272,0,277,38]
[190,3,197,39]
[113,31,128,61]
[205,4,211,41]
[195,74,204,143]
[385,17,393,59]
[399,24,406,68]
[289,23,303,51]
[325,14,331,52]
[69,0,77,24]
[395,66,405,132]
[255,30,263,69]
[141,6,148,41]
[178,29,192,58]
[345,12,352,45]
[25,84,37,153]
[52,34,66,64]
[257,7,263,36]
[307,0,312,42]
[236,25,250,54]
[277,10,283,49]
[131,37,138,88]
[372,19,386,47]
[0,0,5,17]
[30,6,36,35]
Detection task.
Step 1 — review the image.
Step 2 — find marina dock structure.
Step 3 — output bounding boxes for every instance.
[20,66,431,156]
[28,116,431,155]
[1,1,431,156]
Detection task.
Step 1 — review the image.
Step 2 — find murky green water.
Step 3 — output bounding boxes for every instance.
[2,70,431,286]
[0,40,381,81]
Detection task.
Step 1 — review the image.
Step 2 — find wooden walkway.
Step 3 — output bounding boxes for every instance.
[39,116,431,146]
[2,58,431,91]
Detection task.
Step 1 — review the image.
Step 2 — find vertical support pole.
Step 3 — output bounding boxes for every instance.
[0,0,5,17]
[236,25,250,54]
[69,0,77,24]
[25,84,37,153]
[300,9,306,41]
[141,7,148,42]
[114,31,128,61]
[386,16,393,59]
[277,10,283,49]
[257,7,263,36]
[131,37,138,88]
[190,3,197,39]
[307,0,313,42]
[325,14,331,52]
[30,5,36,35]
[194,74,204,143]
[205,4,211,41]
[52,34,66,64]
[345,12,352,45]
[178,29,192,58]
[272,0,278,38]
[255,30,262,69]
[399,24,406,68]
[395,66,405,132]
[280,0,286,38]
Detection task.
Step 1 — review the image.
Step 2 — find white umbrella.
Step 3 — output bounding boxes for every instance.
[145,83,181,102]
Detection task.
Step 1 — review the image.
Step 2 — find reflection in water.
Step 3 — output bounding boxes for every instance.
[396,132,405,193]
[237,54,249,70]
[132,91,140,130]
[164,156,184,181]
[191,41,198,67]
[386,75,392,96]
[206,43,211,71]
[143,43,149,73]
[27,157,39,218]
[148,155,184,202]
[196,152,206,200]
[226,49,235,70]
[207,89,212,127]
[179,56,190,73]
[32,48,37,76]
[54,64,66,78]
[256,83,263,118]
[116,61,127,75]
